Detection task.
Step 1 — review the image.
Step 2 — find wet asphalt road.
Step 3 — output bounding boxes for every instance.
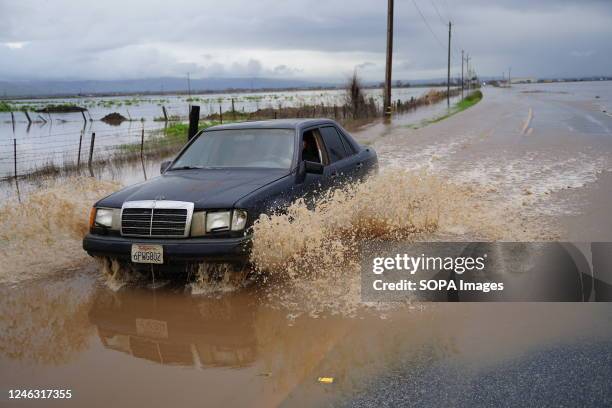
[342,341,612,408]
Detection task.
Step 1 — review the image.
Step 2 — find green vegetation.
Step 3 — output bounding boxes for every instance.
[0,101,85,113]
[0,101,15,112]
[37,103,85,113]
[406,90,483,129]
[456,90,483,109]
[117,120,233,154]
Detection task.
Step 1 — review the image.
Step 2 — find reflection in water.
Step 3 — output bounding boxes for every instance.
[85,284,461,405]
[89,288,259,368]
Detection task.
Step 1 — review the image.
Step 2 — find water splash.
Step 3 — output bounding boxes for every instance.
[0,177,119,283]
[188,263,251,295]
[250,169,541,317]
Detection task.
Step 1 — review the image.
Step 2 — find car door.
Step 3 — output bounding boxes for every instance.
[318,125,359,185]
[336,127,373,180]
[289,127,328,204]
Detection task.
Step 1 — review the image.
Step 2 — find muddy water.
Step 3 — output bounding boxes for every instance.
[2,83,612,406]
[2,270,612,407]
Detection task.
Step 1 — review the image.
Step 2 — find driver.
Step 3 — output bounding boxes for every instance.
[302,134,320,163]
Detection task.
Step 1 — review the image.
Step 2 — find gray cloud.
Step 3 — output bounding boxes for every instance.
[0,0,610,81]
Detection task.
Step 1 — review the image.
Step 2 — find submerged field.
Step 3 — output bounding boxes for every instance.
[0,86,462,183]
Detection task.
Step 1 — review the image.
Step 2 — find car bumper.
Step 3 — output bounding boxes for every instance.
[82,233,251,264]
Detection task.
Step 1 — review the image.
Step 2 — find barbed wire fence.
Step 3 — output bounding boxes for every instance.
[0,123,184,182]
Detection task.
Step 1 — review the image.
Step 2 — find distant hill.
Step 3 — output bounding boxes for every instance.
[0,77,337,98]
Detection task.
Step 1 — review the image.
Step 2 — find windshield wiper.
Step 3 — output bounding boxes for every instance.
[168,165,203,171]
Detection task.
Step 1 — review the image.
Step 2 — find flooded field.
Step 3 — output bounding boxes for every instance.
[0,86,446,179]
[1,82,612,406]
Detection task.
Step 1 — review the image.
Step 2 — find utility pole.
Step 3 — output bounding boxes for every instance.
[447,21,451,107]
[383,0,394,117]
[465,54,471,91]
[187,72,192,112]
[508,66,511,87]
[187,72,192,98]
[461,49,464,99]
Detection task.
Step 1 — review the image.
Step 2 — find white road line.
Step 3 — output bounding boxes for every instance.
[521,107,533,135]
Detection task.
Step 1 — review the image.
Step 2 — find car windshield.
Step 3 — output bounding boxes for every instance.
[170,128,295,170]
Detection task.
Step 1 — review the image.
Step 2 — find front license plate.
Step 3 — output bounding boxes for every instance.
[131,244,163,264]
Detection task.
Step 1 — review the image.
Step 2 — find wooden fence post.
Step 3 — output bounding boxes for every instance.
[140,127,147,180]
[13,139,17,180]
[13,138,20,201]
[140,128,145,158]
[219,105,223,124]
[162,106,168,122]
[188,105,200,141]
[77,130,83,167]
[88,132,96,177]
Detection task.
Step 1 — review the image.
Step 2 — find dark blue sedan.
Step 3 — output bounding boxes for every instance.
[83,118,377,268]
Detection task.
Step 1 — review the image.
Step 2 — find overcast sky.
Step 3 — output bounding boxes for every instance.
[1,0,611,82]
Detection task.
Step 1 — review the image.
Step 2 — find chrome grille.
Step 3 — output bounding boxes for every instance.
[121,201,194,238]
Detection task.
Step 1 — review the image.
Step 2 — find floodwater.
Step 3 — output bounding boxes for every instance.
[2,269,612,407]
[0,86,444,179]
[2,81,612,407]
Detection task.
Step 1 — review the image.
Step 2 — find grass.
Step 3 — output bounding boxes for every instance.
[116,120,233,154]
[0,101,16,112]
[408,90,483,129]
[36,103,85,113]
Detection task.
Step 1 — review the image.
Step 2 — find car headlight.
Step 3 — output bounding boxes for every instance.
[200,210,248,234]
[206,211,231,232]
[94,208,119,229]
[231,209,247,231]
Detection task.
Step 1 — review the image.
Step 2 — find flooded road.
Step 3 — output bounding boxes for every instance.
[2,82,612,406]
[2,270,612,407]
[362,82,612,241]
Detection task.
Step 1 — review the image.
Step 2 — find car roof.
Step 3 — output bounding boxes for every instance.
[205,118,339,131]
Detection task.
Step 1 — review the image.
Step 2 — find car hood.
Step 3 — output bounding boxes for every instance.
[96,168,290,208]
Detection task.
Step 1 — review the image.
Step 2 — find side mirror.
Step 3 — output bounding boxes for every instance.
[296,160,324,184]
[160,161,171,174]
[303,160,324,175]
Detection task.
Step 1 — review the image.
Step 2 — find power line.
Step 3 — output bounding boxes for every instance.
[429,0,447,26]
[441,0,454,24]
[411,0,446,51]
[431,0,464,63]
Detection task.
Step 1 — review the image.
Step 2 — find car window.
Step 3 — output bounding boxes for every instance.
[338,130,357,154]
[171,128,295,169]
[301,129,323,164]
[319,126,349,163]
